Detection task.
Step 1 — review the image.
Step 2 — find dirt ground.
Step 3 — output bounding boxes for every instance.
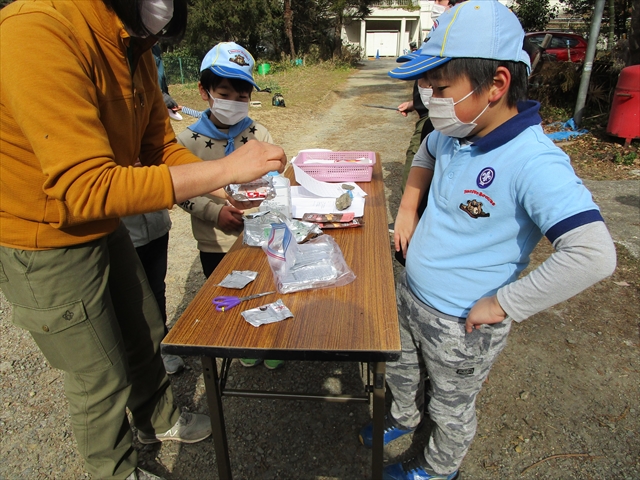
[1,59,638,480]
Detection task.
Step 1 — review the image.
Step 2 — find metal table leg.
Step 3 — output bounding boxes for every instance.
[201,356,232,480]
[372,361,386,480]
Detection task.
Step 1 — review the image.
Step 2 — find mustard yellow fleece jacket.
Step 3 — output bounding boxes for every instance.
[0,0,200,250]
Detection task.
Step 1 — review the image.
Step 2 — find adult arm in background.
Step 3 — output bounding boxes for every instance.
[394,136,435,257]
[0,9,285,228]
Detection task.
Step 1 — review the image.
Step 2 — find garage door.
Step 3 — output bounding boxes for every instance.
[366,31,398,57]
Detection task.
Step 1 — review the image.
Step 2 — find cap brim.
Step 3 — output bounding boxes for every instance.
[388,55,452,80]
[396,52,419,63]
[208,65,260,91]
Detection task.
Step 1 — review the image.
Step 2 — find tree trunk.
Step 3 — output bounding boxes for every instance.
[284,0,296,59]
[629,0,640,65]
[608,0,615,50]
[333,16,343,59]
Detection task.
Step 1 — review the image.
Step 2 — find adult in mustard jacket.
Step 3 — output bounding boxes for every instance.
[0,1,285,479]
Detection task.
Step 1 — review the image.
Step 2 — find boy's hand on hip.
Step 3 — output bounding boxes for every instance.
[465,295,507,333]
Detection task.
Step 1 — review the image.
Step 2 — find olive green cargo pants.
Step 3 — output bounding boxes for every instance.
[0,224,180,479]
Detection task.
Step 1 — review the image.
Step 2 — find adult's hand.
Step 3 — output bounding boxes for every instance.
[225,140,286,184]
[170,140,286,204]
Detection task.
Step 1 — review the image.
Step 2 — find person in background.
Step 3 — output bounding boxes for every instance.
[395,0,454,193]
[121,204,185,375]
[359,2,616,479]
[0,1,286,479]
[176,42,284,371]
[152,43,183,120]
[122,45,185,376]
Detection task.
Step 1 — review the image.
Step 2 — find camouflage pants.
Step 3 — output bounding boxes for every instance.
[387,272,512,474]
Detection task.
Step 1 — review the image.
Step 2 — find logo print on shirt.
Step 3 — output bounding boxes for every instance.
[477,167,495,189]
[460,199,490,218]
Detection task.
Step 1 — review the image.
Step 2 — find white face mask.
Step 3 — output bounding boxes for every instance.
[428,89,490,138]
[431,4,447,21]
[418,86,433,107]
[140,0,174,35]
[208,94,249,126]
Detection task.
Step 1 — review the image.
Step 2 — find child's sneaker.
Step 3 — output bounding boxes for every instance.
[239,358,262,367]
[358,415,415,448]
[264,359,285,370]
[383,458,459,480]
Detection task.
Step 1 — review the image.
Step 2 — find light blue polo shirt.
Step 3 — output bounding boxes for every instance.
[406,101,603,318]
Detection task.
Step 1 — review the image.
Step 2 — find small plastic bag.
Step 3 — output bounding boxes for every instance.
[244,211,322,247]
[243,211,280,246]
[216,270,258,289]
[225,176,276,202]
[241,299,294,327]
[262,223,356,294]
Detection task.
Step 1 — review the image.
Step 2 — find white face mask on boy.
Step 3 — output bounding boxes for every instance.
[431,4,447,21]
[140,0,174,35]
[208,93,249,126]
[418,86,433,107]
[428,88,491,138]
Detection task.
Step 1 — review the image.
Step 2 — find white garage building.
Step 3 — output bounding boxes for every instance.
[341,0,514,58]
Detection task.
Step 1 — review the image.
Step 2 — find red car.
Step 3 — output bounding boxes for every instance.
[525,31,588,62]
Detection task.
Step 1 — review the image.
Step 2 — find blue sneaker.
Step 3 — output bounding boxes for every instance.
[383,458,459,480]
[358,415,415,448]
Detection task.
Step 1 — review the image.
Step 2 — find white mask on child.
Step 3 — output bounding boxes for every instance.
[418,86,433,107]
[428,89,490,138]
[140,0,174,35]
[208,94,249,126]
[431,4,447,21]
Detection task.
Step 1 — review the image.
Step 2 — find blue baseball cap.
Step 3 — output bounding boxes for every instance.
[389,1,531,81]
[396,51,419,63]
[200,42,259,90]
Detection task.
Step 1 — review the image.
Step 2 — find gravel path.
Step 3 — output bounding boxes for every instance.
[1,59,638,480]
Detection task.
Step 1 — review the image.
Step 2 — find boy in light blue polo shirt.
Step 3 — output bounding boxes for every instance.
[357,2,616,479]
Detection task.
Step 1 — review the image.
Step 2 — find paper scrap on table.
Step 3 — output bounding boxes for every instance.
[291,186,365,218]
[292,164,366,198]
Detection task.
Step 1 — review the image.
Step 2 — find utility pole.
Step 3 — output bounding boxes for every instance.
[574,0,606,127]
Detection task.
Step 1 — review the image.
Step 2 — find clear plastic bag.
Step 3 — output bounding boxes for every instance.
[244,211,322,247]
[225,176,276,202]
[262,223,356,293]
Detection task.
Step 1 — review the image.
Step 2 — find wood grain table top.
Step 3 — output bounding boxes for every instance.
[163,155,401,362]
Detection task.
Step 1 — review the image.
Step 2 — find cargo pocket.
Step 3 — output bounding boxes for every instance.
[12,301,113,373]
[0,260,7,283]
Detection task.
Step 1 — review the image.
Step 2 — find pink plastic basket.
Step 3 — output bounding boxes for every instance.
[293,151,376,182]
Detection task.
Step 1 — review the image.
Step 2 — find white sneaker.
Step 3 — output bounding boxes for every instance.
[125,467,166,480]
[161,354,185,375]
[138,412,212,444]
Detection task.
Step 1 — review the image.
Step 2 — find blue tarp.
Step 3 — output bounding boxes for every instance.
[545,118,589,141]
